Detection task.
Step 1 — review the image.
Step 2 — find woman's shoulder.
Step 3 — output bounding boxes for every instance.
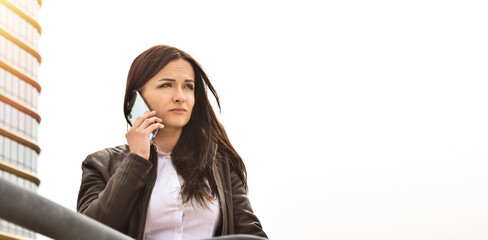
[81,144,152,180]
[83,144,130,166]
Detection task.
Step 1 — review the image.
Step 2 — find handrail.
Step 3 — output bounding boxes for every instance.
[0,176,134,240]
[0,176,266,240]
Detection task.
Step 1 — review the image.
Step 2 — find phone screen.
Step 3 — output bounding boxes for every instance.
[126,91,159,140]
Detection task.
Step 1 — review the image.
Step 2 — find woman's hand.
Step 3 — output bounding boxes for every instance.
[126,110,164,160]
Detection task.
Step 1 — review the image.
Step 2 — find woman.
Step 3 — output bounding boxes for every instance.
[76,45,267,240]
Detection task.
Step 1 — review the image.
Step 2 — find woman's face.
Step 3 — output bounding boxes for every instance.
[141,58,195,130]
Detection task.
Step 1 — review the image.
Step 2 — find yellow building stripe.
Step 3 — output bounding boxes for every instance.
[37,0,42,7]
[0,27,42,64]
[0,92,41,123]
[0,0,42,34]
[0,59,41,93]
[0,127,40,154]
[0,231,32,240]
[0,160,40,186]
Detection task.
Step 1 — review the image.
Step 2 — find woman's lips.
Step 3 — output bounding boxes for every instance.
[170,108,187,114]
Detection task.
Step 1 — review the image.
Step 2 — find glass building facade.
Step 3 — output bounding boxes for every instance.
[0,0,42,239]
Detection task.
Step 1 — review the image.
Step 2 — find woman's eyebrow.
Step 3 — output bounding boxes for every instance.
[157,78,194,82]
[157,78,175,82]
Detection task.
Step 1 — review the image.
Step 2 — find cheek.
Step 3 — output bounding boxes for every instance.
[187,93,195,109]
[150,96,172,117]
[147,93,170,106]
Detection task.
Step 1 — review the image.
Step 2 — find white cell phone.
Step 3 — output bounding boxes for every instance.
[125,91,159,140]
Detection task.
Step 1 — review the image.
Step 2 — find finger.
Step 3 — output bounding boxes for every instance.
[146,123,164,133]
[132,110,156,128]
[132,110,151,127]
[139,116,163,130]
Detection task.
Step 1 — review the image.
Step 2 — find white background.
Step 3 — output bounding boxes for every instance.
[36,0,488,239]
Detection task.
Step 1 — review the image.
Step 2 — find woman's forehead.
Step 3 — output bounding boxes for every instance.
[155,59,195,79]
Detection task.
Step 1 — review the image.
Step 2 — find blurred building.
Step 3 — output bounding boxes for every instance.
[0,0,42,239]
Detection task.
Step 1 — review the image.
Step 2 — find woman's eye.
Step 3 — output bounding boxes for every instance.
[159,83,171,88]
[185,84,194,90]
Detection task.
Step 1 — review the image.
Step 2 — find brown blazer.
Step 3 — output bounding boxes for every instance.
[76,144,267,240]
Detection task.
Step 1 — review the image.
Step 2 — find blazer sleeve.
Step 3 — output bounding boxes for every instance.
[231,170,268,239]
[76,149,152,231]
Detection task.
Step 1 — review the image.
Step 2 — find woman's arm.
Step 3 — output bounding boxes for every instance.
[231,171,268,238]
[77,110,162,231]
[76,149,152,231]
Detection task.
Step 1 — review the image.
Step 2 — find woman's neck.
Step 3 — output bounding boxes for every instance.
[152,127,182,153]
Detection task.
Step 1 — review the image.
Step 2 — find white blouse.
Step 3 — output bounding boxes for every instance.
[145,151,220,240]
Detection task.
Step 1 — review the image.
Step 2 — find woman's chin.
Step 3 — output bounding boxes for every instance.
[160,121,189,131]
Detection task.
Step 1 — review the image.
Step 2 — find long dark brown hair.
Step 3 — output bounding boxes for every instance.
[123,45,246,207]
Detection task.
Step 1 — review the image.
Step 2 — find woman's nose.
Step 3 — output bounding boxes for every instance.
[173,88,186,103]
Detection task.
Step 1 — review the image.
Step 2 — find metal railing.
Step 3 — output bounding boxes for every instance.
[0,176,265,240]
[0,176,133,240]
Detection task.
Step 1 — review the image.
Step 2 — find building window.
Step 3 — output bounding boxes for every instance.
[4,104,11,128]
[11,108,18,130]
[3,135,10,160]
[19,80,25,102]
[0,102,4,125]
[0,5,7,26]
[0,66,38,110]
[10,140,17,163]
[12,77,18,99]
[0,135,4,158]
[0,37,6,58]
[0,137,38,174]
[18,112,25,136]
[0,68,5,90]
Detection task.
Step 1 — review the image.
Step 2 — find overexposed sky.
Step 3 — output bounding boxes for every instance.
[37,1,488,239]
